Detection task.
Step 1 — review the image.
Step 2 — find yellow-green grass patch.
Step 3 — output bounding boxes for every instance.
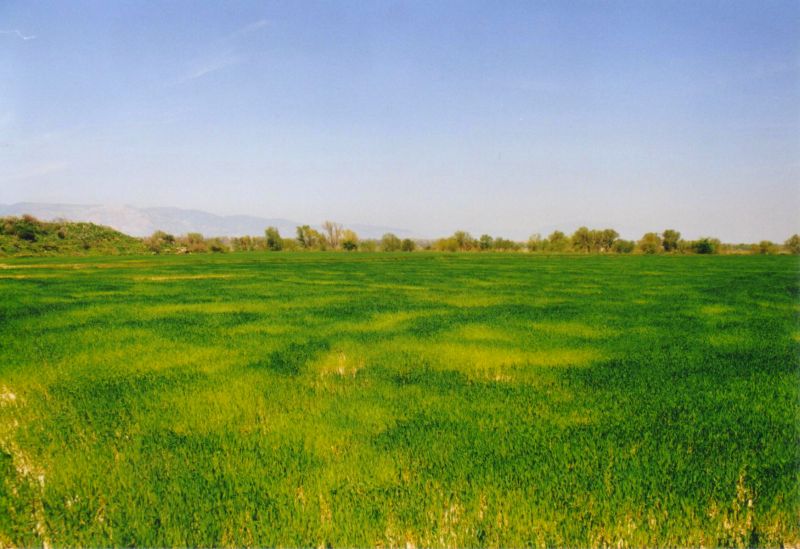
[531,321,614,340]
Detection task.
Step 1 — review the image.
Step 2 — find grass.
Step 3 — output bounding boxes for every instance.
[0,252,798,547]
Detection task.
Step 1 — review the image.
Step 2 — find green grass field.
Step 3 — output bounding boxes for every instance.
[1,253,798,547]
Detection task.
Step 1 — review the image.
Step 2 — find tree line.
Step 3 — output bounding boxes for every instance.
[143,222,800,256]
[6,214,795,258]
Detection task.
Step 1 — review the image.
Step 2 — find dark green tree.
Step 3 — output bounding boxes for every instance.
[662,229,681,252]
[265,227,283,251]
[381,233,402,252]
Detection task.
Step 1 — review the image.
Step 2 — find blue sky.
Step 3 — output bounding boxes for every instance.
[1,1,798,241]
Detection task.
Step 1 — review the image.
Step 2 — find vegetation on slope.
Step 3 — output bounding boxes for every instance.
[0,253,797,546]
[0,215,145,257]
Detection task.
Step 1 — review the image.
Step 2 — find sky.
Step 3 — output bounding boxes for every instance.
[1,1,798,241]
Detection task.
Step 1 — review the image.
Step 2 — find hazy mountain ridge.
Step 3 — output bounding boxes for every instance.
[0,203,413,239]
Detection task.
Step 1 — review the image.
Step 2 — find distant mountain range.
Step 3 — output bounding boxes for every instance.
[0,203,413,239]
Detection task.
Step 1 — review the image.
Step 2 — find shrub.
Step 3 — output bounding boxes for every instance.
[381,233,402,252]
[493,237,519,251]
[265,227,283,251]
[296,225,325,250]
[612,239,635,254]
[571,227,593,252]
[662,229,681,252]
[598,229,619,252]
[638,233,663,254]
[526,234,541,252]
[433,237,459,252]
[207,238,228,253]
[693,238,719,255]
[785,234,800,254]
[144,230,177,254]
[359,240,377,252]
[14,215,42,242]
[232,236,255,252]
[452,231,475,251]
[341,230,359,251]
[547,231,570,252]
[184,233,208,253]
[756,240,777,255]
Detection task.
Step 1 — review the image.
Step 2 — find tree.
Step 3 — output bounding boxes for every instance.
[14,215,41,242]
[296,225,311,248]
[638,232,662,254]
[322,221,343,250]
[526,234,541,252]
[479,234,494,251]
[381,233,402,252]
[756,240,777,255]
[662,229,681,252]
[433,237,459,252]
[184,232,207,253]
[493,237,518,251]
[453,231,475,251]
[144,230,175,253]
[785,234,800,254]
[143,234,162,253]
[341,229,359,251]
[401,238,415,252]
[296,225,324,249]
[265,226,283,251]
[359,240,377,252]
[207,237,228,253]
[612,239,635,254]
[571,227,594,253]
[693,237,718,254]
[547,231,569,252]
[231,236,252,251]
[598,229,619,252]
[154,230,175,244]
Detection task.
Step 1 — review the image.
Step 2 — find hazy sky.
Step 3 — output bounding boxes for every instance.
[1,1,798,241]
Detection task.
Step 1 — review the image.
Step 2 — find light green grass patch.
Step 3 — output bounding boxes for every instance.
[133,274,238,281]
[558,287,603,295]
[531,321,614,340]
[448,324,519,343]
[707,332,753,349]
[430,294,509,308]
[0,273,62,279]
[313,347,367,378]
[700,304,734,316]
[412,342,603,377]
[338,310,441,334]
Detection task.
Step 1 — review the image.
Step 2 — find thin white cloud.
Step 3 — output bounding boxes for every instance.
[237,19,269,36]
[179,51,242,83]
[172,18,268,85]
[0,29,36,40]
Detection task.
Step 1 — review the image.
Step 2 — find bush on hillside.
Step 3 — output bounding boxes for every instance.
[0,215,146,257]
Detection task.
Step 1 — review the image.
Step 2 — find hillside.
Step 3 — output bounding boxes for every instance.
[0,215,145,257]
